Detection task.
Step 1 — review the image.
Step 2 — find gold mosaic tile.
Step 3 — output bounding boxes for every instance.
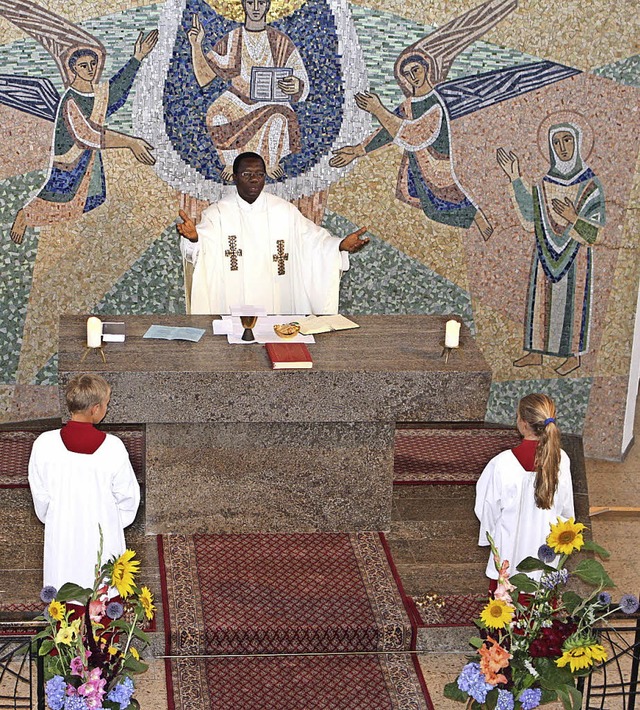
[353,0,640,72]
[16,152,179,383]
[328,147,470,290]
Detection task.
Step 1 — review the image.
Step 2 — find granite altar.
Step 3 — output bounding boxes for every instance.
[58,315,492,533]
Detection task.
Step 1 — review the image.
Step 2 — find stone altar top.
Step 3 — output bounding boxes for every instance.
[59,314,492,424]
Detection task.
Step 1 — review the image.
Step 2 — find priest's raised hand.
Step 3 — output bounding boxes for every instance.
[339,226,369,254]
[177,209,198,242]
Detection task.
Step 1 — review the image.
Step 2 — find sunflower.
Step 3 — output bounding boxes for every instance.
[130,646,140,660]
[111,549,140,598]
[546,517,586,555]
[556,642,607,672]
[139,586,156,620]
[480,598,515,629]
[48,600,65,621]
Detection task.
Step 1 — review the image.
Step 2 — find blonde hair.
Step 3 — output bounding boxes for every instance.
[517,393,561,509]
[65,374,111,414]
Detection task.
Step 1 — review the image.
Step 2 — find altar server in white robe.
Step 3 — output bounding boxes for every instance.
[178,152,369,315]
[28,374,140,591]
[475,393,574,583]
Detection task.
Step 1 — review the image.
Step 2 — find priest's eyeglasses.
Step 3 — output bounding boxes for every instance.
[239,171,266,179]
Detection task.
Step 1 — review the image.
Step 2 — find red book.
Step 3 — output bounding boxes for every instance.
[265,342,313,369]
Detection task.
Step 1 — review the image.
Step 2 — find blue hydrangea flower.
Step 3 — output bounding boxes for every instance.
[107,676,135,709]
[64,697,89,710]
[456,662,493,704]
[619,594,639,615]
[106,601,125,620]
[497,688,515,710]
[45,676,66,710]
[40,586,58,603]
[518,687,543,710]
[598,591,611,606]
[537,544,555,563]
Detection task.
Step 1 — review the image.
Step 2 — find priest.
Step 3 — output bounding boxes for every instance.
[178,152,369,315]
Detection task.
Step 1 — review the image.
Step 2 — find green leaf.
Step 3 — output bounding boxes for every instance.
[469,636,484,649]
[443,681,467,702]
[572,558,615,588]
[509,573,538,593]
[516,556,556,573]
[554,685,581,710]
[536,657,575,690]
[122,656,149,674]
[484,688,498,709]
[129,626,150,643]
[38,639,55,656]
[562,590,583,615]
[582,539,610,559]
[55,583,93,603]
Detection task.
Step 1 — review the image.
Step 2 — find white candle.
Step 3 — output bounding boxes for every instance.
[445,319,461,348]
[86,316,102,348]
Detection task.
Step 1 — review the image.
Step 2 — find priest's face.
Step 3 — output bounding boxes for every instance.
[234,156,266,204]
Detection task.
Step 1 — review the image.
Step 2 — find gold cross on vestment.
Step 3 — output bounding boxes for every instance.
[225,235,242,271]
[273,240,288,275]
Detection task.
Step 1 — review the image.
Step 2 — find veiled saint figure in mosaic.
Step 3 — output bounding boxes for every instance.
[497,113,605,376]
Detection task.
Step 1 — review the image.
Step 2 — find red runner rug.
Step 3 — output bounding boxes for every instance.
[407,593,486,628]
[160,532,433,709]
[394,427,520,484]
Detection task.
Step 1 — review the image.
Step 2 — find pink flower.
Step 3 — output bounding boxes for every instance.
[494,560,516,603]
[88,600,106,623]
[78,667,106,705]
[70,656,84,676]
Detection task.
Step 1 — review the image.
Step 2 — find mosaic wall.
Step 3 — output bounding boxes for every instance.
[0,0,638,458]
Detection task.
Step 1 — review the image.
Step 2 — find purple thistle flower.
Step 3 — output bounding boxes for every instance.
[45,676,66,710]
[40,586,58,603]
[106,600,124,620]
[497,688,515,709]
[537,544,555,563]
[541,568,569,589]
[519,688,542,710]
[598,591,611,606]
[619,594,639,615]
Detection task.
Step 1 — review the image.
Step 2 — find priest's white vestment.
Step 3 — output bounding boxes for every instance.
[474,449,574,580]
[182,190,349,315]
[28,431,140,590]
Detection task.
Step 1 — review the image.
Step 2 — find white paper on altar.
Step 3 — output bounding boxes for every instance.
[212,315,316,344]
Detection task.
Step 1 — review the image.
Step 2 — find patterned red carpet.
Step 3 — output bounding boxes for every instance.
[160,532,433,709]
[0,428,145,487]
[394,427,520,484]
[408,594,486,628]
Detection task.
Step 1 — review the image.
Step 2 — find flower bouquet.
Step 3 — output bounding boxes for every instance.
[444,517,639,709]
[34,544,155,710]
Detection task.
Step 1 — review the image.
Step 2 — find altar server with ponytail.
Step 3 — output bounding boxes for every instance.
[474,393,574,581]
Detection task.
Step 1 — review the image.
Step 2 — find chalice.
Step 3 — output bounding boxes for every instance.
[240,314,258,342]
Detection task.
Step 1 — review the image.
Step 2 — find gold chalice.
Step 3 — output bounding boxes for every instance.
[240,314,258,342]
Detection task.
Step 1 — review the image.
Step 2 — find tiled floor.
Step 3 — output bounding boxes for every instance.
[2,405,639,708]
